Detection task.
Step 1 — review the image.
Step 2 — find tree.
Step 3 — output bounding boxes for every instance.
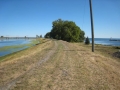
[46,19,85,42]
[1,36,3,38]
[36,35,39,38]
[44,32,51,38]
[79,31,85,42]
[40,35,42,38]
[85,37,90,45]
[25,36,27,39]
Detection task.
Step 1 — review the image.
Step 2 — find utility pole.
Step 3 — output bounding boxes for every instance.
[89,0,94,52]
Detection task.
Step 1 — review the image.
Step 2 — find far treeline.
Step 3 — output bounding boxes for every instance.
[44,19,85,42]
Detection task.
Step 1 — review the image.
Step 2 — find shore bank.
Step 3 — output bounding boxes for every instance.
[79,43,120,61]
[0,39,41,57]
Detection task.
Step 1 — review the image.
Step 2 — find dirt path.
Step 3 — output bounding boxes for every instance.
[0,40,120,90]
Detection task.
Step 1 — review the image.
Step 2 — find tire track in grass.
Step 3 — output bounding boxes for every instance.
[9,40,63,90]
[0,40,52,87]
[0,41,58,90]
[10,40,72,90]
[1,40,120,90]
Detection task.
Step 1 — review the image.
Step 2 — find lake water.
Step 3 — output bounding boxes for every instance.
[0,39,33,57]
[89,38,120,46]
[0,39,31,47]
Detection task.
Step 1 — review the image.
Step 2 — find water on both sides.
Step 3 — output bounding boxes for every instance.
[0,38,120,57]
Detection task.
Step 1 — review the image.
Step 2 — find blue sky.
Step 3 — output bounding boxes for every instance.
[0,0,120,38]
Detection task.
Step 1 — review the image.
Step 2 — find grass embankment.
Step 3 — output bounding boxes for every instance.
[0,39,40,61]
[0,39,38,51]
[78,43,120,61]
[7,40,120,90]
[0,39,53,88]
[0,38,47,62]
[0,40,120,90]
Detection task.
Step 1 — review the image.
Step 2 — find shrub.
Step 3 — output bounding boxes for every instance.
[85,37,90,45]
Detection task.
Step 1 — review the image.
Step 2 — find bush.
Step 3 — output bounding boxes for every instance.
[85,37,90,45]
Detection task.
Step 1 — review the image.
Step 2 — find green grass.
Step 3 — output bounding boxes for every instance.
[0,39,40,60]
[0,48,28,62]
[0,38,49,62]
[0,39,39,52]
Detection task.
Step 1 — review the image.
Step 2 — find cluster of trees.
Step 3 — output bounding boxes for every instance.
[44,19,85,42]
[36,35,42,38]
[1,36,4,38]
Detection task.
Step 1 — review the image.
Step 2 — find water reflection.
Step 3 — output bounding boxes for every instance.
[0,39,31,47]
[0,46,28,57]
[0,39,34,57]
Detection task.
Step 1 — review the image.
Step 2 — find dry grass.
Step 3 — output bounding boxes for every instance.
[0,40,120,90]
[0,39,53,87]
[79,43,120,61]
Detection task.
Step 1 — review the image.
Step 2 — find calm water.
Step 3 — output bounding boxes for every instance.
[0,39,31,47]
[0,46,28,57]
[0,39,32,57]
[89,38,120,46]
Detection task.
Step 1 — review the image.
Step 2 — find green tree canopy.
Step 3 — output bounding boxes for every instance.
[44,32,51,38]
[45,19,85,42]
[1,36,4,38]
[40,35,42,38]
[36,35,39,38]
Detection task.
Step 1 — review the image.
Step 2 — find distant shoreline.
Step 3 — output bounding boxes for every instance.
[0,37,36,39]
[110,39,120,41]
[89,38,120,46]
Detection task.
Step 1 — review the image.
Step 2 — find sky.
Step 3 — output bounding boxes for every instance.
[0,0,120,38]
